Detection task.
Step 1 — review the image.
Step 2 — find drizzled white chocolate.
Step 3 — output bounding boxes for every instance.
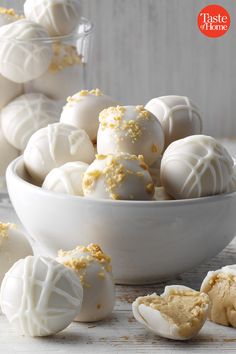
[0,256,83,336]
[145,95,202,149]
[24,122,95,184]
[161,135,234,199]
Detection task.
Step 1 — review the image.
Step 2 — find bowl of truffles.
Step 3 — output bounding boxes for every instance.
[6,89,236,284]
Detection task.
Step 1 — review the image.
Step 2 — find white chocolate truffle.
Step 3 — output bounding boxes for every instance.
[1,93,60,151]
[97,105,164,165]
[60,89,118,142]
[24,0,81,36]
[43,161,88,196]
[154,187,173,201]
[0,223,32,284]
[161,135,234,199]
[24,123,95,184]
[0,130,19,177]
[0,73,22,110]
[57,244,115,322]
[149,156,162,187]
[145,96,202,148]
[25,42,84,102]
[0,256,83,336]
[0,19,52,83]
[132,285,209,340]
[0,7,22,27]
[200,265,236,327]
[83,153,155,201]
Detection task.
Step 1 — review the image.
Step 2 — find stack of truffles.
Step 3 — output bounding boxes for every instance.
[0,222,115,336]
[0,0,86,182]
[15,88,236,200]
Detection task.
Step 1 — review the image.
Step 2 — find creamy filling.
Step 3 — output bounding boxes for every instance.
[140,289,208,337]
[203,273,236,327]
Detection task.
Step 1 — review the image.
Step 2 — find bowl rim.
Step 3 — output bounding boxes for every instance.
[7,155,236,207]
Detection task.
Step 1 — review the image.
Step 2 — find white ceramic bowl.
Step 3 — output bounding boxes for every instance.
[6,156,236,284]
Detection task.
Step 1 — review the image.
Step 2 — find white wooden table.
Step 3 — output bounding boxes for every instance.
[1,140,236,353]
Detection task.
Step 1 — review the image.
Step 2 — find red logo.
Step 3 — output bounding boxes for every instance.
[198,4,230,38]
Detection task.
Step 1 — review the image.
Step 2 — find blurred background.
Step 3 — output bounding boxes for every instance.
[8,0,236,138]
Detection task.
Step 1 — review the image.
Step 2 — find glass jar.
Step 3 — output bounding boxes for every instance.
[0,1,93,104]
[0,1,93,188]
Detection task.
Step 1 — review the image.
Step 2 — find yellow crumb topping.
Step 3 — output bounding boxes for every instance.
[135,105,151,120]
[83,154,152,200]
[146,182,155,194]
[58,244,112,286]
[99,106,145,143]
[0,7,15,16]
[151,144,158,153]
[96,154,107,160]
[49,43,82,73]
[0,7,23,19]
[0,223,13,239]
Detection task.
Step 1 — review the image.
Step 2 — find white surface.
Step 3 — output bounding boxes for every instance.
[6,154,236,283]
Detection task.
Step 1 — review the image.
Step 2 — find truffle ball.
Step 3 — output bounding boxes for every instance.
[201,265,236,328]
[1,93,60,151]
[97,105,164,165]
[132,285,209,340]
[161,135,234,199]
[43,161,88,196]
[57,243,115,322]
[60,89,118,142]
[0,256,83,336]
[83,153,155,201]
[145,96,202,149]
[24,123,95,184]
[0,19,52,83]
[24,0,81,36]
[0,223,32,284]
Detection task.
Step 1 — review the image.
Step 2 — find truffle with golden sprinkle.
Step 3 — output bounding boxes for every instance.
[83,153,155,201]
[0,222,32,284]
[97,105,164,165]
[57,243,115,322]
[60,89,118,142]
